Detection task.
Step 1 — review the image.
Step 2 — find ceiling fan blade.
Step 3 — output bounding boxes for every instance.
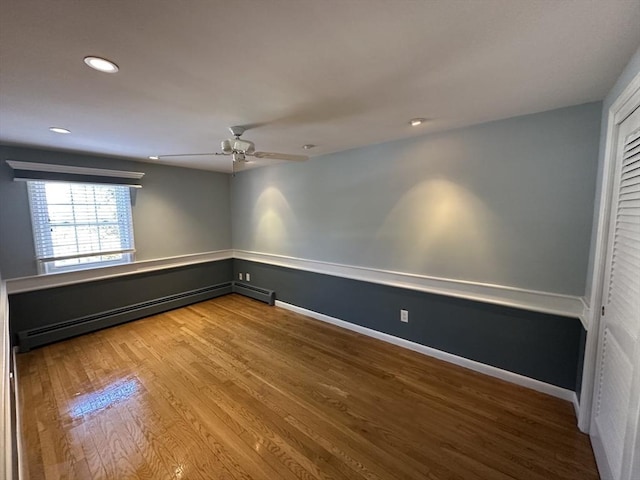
[157,152,227,158]
[251,151,308,161]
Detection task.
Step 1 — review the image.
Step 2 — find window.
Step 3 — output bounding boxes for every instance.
[27,181,135,274]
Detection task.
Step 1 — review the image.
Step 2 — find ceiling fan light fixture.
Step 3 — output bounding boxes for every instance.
[221,139,232,154]
[409,118,427,127]
[302,144,316,150]
[148,155,159,160]
[232,138,255,153]
[49,127,71,134]
[83,56,119,73]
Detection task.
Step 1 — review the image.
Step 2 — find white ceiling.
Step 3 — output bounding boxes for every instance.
[1,1,639,173]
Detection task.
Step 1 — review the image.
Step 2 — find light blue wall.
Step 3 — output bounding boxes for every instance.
[585,45,640,302]
[0,100,608,296]
[0,145,231,279]
[232,103,602,296]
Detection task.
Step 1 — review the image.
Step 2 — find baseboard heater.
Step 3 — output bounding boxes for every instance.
[17,281,233,352]
[232,281,275,305]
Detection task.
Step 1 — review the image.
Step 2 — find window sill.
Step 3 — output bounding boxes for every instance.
[39,254,134,275]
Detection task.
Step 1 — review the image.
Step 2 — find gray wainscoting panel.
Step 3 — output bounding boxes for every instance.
[575,327,588,401]
[234,259,584,390]
[9,259,232,349]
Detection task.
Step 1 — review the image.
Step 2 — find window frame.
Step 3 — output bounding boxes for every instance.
[26,180,136,275]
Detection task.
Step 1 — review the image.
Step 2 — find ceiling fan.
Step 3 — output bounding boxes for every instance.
[158,126,309,174]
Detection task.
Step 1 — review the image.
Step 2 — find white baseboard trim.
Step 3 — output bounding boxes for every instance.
[237,250,586,322]
[572,393,580,420]
[7,249,234,294]
[275,300,575,403]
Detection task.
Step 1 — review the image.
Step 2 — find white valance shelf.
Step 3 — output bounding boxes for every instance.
[6,160,145,187]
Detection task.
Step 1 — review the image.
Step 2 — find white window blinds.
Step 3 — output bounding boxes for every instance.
[27,181,135,273]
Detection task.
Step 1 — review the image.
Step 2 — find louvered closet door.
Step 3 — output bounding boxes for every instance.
[592,105,640,480]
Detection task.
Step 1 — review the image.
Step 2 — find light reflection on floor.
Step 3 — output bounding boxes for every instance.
[70,378,139,417]
[174,464,185,479]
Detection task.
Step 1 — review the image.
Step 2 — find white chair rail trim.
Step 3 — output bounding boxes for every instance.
[6,248,587,325]
[235,249,587,325]
[6,250,234,294]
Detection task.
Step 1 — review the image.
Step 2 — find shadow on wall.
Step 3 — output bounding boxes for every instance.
[369,178,504,280]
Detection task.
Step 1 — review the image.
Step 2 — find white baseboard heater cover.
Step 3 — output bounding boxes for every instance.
[232,282,275,305]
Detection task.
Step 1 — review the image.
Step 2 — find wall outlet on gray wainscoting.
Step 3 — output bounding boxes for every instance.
[246,273,251,282]
[400,309,409,323]
[238,273,243,280]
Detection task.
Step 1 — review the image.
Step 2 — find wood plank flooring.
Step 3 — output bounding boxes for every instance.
[18,294,599,479]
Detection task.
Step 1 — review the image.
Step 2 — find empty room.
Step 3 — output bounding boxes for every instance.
[1,1,639,479]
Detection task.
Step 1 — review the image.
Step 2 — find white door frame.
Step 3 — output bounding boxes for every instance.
[578,71,640,433]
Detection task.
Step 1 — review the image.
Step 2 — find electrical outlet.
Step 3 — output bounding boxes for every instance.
[400,309,409,323]
[246,273,251,282]
[238,273,243,280]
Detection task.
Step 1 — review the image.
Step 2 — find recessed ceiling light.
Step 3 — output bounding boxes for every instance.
[302,144,316,150]
[148,155,159,160]
[49,127,71,134]
[83,56,119,73]
[409,118,426,127]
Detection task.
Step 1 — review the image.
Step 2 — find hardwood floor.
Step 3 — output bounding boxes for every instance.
[18,294,599,479]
